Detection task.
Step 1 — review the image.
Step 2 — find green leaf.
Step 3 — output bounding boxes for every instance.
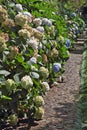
[22,62,30,70]
[0,77,6,84]
[30,72,40,79]
[13,73,21,82]
[0,70,11,77]
[16,54,24,63]
[82,123,87,128]
[1,95,12,100]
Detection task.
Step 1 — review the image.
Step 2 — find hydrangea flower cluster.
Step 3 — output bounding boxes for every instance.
[5,79,16,93]
[41,82,50,92]
[34,107,44,120]
[34,96,45,120]
[0,5,8,22]
[71,12,76,17]
[53,63,61,72]
[21,75,33,90]
[39,67,49,78]
[65,39,71,48]
[34,96,45,107]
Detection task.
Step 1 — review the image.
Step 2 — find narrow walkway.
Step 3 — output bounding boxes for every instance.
[31,32,86,130]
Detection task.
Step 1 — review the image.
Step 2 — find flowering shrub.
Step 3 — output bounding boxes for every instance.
[75,39,87,129]
[0,0,85,126]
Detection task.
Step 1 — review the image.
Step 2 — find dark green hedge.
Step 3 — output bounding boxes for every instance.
[75,33,87,130]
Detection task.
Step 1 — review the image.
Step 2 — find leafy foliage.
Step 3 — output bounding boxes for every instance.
[0,0,85,126]
[75,36,87,130]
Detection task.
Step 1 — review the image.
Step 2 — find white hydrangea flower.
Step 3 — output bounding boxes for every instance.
[34,96,45,107]
[21,75,33,89]
[34,107,44,120]
[23,12,32,23]
[15,4,23,12]
[33,18,42,26]
[36,26,44,33]
[53,81,59,87]
[41,82,50,92]
[5,79,16,93]
[51,48,59,58]
[29,57,37,64]
[42,18,52,26]
[33,28,43,40]
[23,11,32,18]
[26,38,38,50]
[39,67,49,78]
[15,13,28,26]
[18,29,31,39]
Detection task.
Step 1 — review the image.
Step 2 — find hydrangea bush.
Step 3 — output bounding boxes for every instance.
[0,0,85,126]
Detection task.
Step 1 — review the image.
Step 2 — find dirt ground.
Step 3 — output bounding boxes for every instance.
[0,31,86,130]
